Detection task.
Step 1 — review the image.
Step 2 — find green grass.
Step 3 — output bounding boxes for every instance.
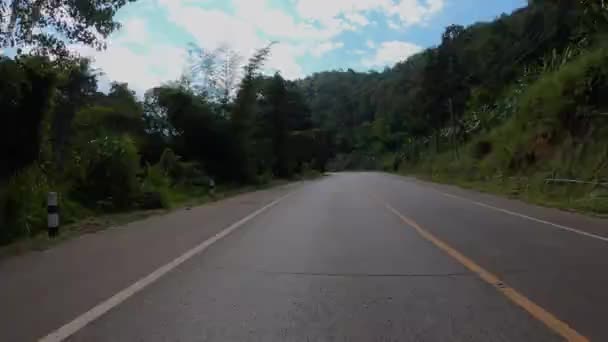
[406,170,608,217]
[400,47,608,217]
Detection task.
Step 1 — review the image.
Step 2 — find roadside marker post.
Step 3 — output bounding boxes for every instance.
[209,177,216,197]
[47,192,59,238]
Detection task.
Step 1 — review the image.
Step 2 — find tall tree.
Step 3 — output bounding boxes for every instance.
[231,43,274,182]
[0,55,56,178]
[51,58,98,171]
[0,0,136,57]
[187,44,243,114]
[264,73,290,177]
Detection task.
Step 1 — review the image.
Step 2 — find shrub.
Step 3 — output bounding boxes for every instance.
[139,164,171,209]
[472,140,493,160]
[0,165,50,244]
[159,148,180,178]
[255,170,273,185]
[300,163,322,179]
[158,148,207,186]
[71,135,141,210]
[518,47,608,134]
[178,161,207,186]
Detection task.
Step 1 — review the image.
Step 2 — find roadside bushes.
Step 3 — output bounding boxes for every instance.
[517,47,608,138]
[433,47,608,180]
[140,164,171,209]
[483,47,608,174]
[0,166,50,244]
[409,47,608,213]
[71,135,140,210]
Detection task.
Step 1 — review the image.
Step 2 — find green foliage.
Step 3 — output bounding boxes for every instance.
[290,1,607,212]
[159,148,180,177]
[0,166,50,244]
[231,44,275,182]
[0,0,136,57]
[50,58,99,174]
[71,135,141,210]
[518,47,608,131]
[408,46,608,213]
[300,163,322,179]
[0,55,57,179]
[140,164,171,209]
[158,148,207,186]
[3,0,608,249]
[328,153,380,171]
[153,85,240,181]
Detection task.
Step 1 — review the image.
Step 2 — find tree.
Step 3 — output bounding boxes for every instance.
[0,55,56,178]
[579,0,608,33]
[51,58,98,171]
[98,82,144,135]
[262,73,290,177]
[187,44,243,112]
[0,0,136,57]
[231,43,274,182]
[151,85,240,181]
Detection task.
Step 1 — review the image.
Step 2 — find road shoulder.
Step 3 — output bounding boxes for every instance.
[0,179,306,342]
[389,173,608,240]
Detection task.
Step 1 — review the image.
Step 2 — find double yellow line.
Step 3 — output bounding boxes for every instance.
[378,198,588,342]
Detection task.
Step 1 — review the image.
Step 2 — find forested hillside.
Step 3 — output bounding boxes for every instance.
[297,1,608,213]
[1,0,607,246]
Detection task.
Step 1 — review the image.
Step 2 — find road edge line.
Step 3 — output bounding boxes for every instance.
[383,201,589,342]
[38,193,291,342]
[440,192,608,243]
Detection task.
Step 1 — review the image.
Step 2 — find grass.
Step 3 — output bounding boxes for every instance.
[408,170,608,217]
[398,47,608,217]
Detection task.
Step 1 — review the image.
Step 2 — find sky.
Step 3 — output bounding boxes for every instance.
[72,0,528,94]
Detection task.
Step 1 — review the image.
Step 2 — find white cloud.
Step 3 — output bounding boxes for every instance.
[311,41,345,57]
[66,0,445,91]
[70,17,187,95]
[156,0,345,80]
[232,0,340,41]
[388,0,445,26]
[344,12,370,27]
[295,0,444,29]
[120,18,149,44]
[351,49,367,55]
[388,20,401,30]
[295,0,391,23]
[266,43,306,79]
[164,4,262,56]
[362,40,423,67]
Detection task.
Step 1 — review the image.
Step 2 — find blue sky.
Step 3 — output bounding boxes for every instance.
[72,0,527,93]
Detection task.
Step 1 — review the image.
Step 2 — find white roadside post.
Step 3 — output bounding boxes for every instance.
[47,192,59,238]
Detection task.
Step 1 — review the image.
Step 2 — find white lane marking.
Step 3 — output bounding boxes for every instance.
[441,192,608,243]
[39,194,291,342]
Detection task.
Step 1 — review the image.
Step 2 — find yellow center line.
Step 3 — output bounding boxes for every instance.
[379,198,589,342]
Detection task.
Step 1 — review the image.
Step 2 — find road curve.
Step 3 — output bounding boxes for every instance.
[2,173,608,341]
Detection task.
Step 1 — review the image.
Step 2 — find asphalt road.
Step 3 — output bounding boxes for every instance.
[1,173,607,341]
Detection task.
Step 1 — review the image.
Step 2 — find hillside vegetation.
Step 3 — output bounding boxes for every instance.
[0,8,325,245]
[295,1,608,214]
[2,0,607,246]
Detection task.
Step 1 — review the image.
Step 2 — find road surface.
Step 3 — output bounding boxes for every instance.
[1,173,607,341]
